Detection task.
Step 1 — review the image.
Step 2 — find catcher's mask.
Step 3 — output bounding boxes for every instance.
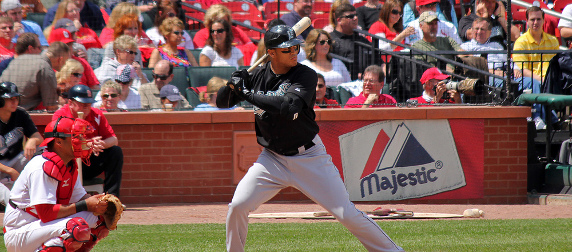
[40,116,95,165]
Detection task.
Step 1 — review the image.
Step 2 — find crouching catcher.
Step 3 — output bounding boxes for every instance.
[3,116,118,252]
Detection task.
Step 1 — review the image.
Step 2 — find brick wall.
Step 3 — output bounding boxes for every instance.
[31,107,531,205]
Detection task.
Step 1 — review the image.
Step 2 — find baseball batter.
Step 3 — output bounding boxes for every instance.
[217,25,404,252]
[3,117,109,252]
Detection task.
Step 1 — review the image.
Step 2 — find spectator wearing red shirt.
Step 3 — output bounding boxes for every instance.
[408,67,461,104]
[0,16,15,62]
[314,73,341,109]
[52,85,123,197]
[345,65,396,108]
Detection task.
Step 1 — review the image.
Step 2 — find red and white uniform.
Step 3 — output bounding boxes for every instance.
[3,153,99,252]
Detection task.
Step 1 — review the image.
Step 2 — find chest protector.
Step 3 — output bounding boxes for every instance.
[42,152,78,205]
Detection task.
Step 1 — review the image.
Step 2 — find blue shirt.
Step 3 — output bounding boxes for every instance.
[194,103,234,111]
[13,21,48,47]
[43,1,105,31]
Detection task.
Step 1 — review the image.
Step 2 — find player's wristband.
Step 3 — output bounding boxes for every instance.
[75,200,88,213]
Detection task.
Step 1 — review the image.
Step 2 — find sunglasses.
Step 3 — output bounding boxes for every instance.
[279,45,300,54]
[123,49,138,55]
[318,39,332,45]
[153,73,169,80]
[341,14,357,19]
[391,9,403,16]
[173,31,184,35]
[210,28,226,34]
[102,93,119,99]
[71,72,82,78]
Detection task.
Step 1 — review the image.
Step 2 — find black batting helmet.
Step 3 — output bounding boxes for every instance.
[68,84,95,104]
[264,25,301,49]
[0,82,21,108]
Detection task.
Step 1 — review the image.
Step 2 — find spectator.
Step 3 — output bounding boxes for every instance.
[280,0,314,39]
[0,82,43,206]
[408,67,461,104]
[301,29,350,87]
[3,116,109,252]
[345,65,396,108]
[98,2,141,47]
[404,7,461,45]
[95,64,141,109]
[48,27,100,89]
[53,84,123,196]
[102,13,152,66]
[402,0,457,28]
[0,41,69,111]
[323,0,351,33]
[0,16,15,61]
[43,0,105,32]
[56,58,84,107]
[195,76,243,111]
[148,17,199,68]
[94,80,126,111]
[356,0,382,31]
[513,6,559,83]
[558,4,572,44]
[145,3,194,50]
[368,0,416,62]
[106,0,155,13]
[20,0,46,16]
[95,35,149,91]
[43,0,102,50]
[139,59,190,110]
[159,84,183,111]
[1,0,48,47]
[458,0,519,47]
[314,73,341,109]
[330,3,374,79]
[0,32,41,76]
[198,19,243,68]
[145,0,188,30]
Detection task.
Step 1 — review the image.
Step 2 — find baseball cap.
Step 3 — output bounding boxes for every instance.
[419,11,439,24]
[420,67,450,84]
[416,0,439,7]
[115,64,136,83]
[54,18,79,33]
[48,28,75,44]
[159,84,183,102]
[1,0,21,12]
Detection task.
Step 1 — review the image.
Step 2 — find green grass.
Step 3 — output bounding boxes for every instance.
[2,219,571,251]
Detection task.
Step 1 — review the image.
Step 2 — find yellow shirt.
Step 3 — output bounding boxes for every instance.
[512,30,559,78]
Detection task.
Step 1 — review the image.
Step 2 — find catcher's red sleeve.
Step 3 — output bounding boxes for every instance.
[35,204,61,223]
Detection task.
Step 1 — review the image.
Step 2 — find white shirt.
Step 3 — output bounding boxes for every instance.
[301,59,351,86]
[405,19,462,45]
[145,27,195,50]
[558,5,572,29]
[200,46,243,68]
[94,87,141,109]
[460,39,520,70]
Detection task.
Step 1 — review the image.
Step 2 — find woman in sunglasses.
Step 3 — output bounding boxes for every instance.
[148,17,199,68]
[56,59,84,108]
[301,29,350,87]
[199,19,243,68]
[93,80,126,111]
[145,4,194,51]
[368,0,415,62]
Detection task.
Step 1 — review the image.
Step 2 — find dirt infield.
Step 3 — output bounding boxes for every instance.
[105,202,572,225]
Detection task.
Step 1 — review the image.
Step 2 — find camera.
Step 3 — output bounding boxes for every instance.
[433,78,484,100]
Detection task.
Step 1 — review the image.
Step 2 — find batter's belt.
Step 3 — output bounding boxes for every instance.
[279,141,315,156]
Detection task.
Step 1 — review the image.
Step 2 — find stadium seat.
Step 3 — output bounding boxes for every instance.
[312,18,329,29]
[186,86,205,108]
[552,0,570,13]
[26,12,46,29]
[189,49,201,62]
[188,66,236,87]
[263,2,294,20]
[220,1,262,20]
[141,12,154,31]
[336,86,354,107]
[142,66,190,93]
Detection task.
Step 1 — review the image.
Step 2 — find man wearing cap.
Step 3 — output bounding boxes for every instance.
[94,64,142,109]
[53,84,124,197]
[53,17,101,50]
[402,0,457,28]
[0,82,43,207]
[43,0,105,32]
[159,84,184,111]
[217,24,404,252]
[0,41,70,111]
[140,59,190,110]
[404,9,461,45]
[3,116,110,252]
[345,65,396,108]
[409,67,461,104]
[1,0,48,47]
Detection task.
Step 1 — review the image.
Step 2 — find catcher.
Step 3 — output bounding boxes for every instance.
[3,116,123,252]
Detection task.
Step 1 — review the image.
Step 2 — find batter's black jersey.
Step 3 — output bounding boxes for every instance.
[218,63,319,154]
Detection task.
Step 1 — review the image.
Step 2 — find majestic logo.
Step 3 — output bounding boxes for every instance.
[340,120,466,201]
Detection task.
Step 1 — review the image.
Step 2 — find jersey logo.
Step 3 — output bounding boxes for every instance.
[0,127,24,155]
[293,113,298,120]
[94,115,101,125]
[253,82,292,118]
[295,88,300,92]
[62,178,70,187]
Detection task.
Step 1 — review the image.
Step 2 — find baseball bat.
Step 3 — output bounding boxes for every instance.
[247,16,312,73]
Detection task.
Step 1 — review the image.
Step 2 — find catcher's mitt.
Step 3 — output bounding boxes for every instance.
[96,194,125,230]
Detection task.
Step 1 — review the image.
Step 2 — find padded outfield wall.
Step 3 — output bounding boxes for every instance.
[30,106,531,205]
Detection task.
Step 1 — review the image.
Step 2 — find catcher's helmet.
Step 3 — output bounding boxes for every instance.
[264,25,301,49]
[68,84,95,104]
[0,82,21,108]
[40,116,95,163]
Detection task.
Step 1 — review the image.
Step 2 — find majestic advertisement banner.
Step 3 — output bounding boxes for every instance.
[318,119,484,201]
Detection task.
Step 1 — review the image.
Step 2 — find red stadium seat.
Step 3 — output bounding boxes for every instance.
[312,17,329,29]
[312,2,332,16]
[264,2,295,20]
[553,0,572,13]
[220,1,263,20]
